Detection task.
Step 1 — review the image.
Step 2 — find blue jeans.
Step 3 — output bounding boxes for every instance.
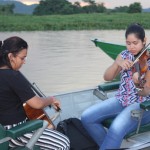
[81,97,150,150]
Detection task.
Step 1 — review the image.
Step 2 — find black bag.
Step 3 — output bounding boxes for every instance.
[56,118,99,150]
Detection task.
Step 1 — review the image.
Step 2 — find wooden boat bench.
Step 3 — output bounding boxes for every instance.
[0,120,48,150]
[93,81,150,139]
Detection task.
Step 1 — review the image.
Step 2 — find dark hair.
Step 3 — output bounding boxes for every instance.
[125,23,145,42]
[0,36,28,68]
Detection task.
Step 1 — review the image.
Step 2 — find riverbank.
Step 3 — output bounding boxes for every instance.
[1,13,150,31]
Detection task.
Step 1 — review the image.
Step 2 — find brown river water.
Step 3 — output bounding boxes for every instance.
[1,30,150,95]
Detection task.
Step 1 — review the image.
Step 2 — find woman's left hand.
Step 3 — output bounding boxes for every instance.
[132,72,140,85]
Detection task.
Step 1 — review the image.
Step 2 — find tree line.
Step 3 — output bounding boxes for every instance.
[0,4,14,15]
[33,0,142,15]
[0,0,142,15]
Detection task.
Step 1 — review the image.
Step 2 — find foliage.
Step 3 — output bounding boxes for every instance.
[33,0,106,15]
[33,0,75,15]
[33,0,143,15]
[1,13,150,31]
[96,3,106,13]
[82,0,96,5]
[112,6,128,13]
[82,2,106,13]
[128,2,142,13]
[0,4,14,15]
[0,0,144,15]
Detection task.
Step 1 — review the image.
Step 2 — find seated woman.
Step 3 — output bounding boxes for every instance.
[0,36,70,150]
[81,23,150,150]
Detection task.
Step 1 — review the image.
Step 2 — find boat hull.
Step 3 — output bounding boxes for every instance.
[92,39,126,60]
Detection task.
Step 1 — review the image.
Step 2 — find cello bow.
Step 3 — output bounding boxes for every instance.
[20,72,61,129]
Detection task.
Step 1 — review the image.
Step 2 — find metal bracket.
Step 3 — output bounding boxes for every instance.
[131,109,144,134]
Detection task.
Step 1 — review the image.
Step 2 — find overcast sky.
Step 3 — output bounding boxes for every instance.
[16,0,150,9]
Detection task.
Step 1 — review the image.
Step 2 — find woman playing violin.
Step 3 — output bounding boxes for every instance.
[81,23,150,150]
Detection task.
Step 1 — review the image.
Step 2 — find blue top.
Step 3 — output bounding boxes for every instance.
[115,50,150,106]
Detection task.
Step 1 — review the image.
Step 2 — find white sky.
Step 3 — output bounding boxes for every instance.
[16,0,150,9]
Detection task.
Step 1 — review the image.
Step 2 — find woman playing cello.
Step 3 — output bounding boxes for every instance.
[0,36,70,149]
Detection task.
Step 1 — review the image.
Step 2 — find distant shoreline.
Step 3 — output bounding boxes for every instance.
[1,13,150,31]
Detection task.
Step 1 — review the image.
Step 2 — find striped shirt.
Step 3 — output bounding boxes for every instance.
[4,119,70,150]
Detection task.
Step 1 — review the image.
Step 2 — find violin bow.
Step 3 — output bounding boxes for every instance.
[133,43,150,65]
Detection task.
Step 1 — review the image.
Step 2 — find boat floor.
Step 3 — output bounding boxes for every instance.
[50,87,150,149]
[121,131,150,149]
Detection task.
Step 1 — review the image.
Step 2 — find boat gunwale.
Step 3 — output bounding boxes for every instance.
[91,38,126,47]
[49,85,100,97]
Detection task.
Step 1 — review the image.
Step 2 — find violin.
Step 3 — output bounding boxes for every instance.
[132,43,150,88]
[133,43,150,66]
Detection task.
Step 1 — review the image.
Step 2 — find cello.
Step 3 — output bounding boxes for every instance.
[21,72,61,129]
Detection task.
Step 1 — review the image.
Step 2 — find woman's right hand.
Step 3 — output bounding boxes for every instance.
[104,54,133,81]
[50,96,61,111]
[115,55,133,70]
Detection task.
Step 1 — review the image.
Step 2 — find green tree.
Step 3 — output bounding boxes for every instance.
[82,0,96,5]
[112,6,128,13]
[128,2,142,13]
[96,3,106,13]
[73,2,83,13]
[0,4,14,15]
[33,0,75,15]
[74,1,81,7]
[82,1,106,13]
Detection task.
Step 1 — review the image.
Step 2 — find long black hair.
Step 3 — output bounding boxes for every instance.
[0,36,28,68]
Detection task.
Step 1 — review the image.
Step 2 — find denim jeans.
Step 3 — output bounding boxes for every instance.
[81,97,150,150]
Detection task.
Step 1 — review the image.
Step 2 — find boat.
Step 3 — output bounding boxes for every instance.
[1,80,150,149]
[92,39,126,60]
